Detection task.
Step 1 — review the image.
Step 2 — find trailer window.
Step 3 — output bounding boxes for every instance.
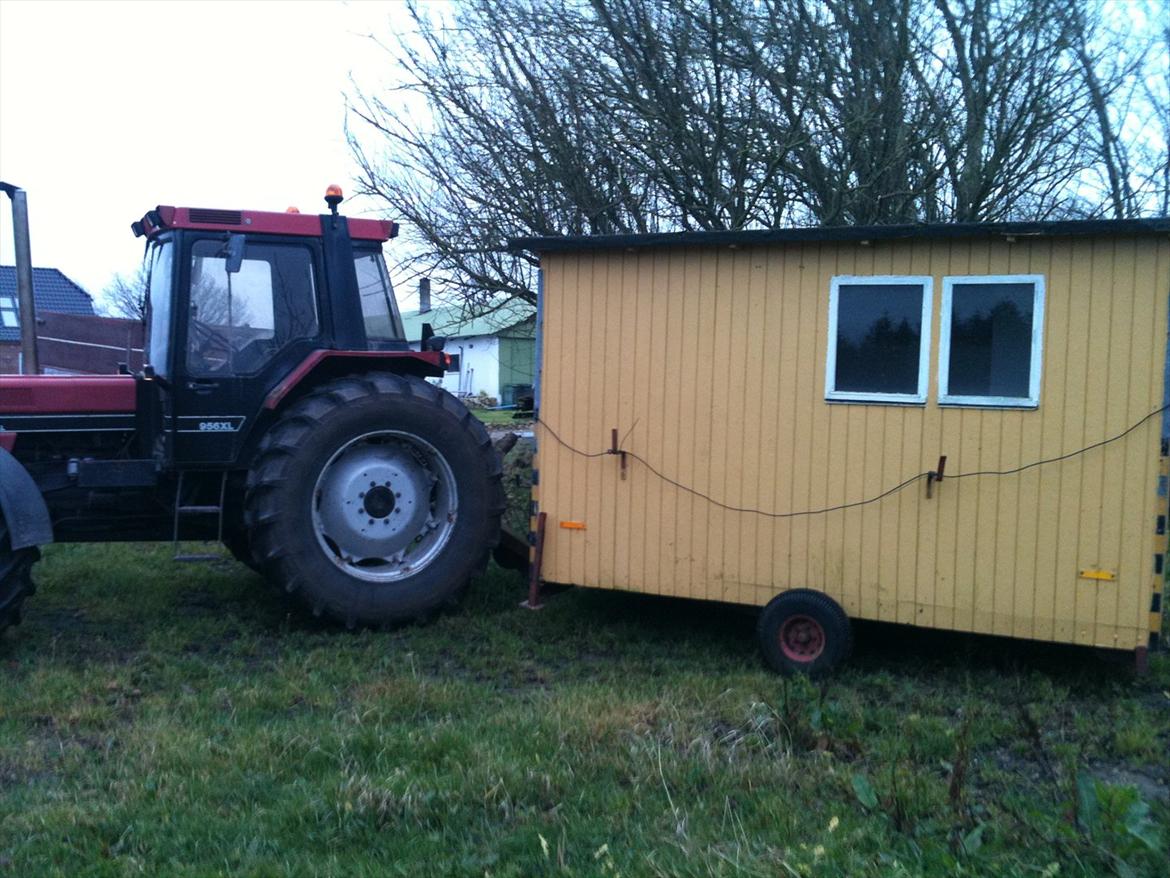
[939,275,1044,407]
[825,276,932,404]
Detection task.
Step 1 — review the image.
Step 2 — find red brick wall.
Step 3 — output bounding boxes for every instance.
[0,313,145,374]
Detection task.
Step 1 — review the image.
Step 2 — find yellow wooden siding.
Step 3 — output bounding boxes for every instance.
[535,236,1170,650]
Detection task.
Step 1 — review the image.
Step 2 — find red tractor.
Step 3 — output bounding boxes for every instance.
[0,184,503,632]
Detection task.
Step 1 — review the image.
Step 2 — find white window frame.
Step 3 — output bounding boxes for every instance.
[825,275,933,404]
[939,274,1045,408]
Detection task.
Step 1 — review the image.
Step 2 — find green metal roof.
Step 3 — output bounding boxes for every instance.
[400,301,535,342]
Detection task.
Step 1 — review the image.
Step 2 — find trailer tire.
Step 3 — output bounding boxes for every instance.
[244,372,503,628]
[0,520,38,633]
[757,589,852,676]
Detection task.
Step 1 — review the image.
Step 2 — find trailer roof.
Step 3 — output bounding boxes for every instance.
[510,217,1170,254]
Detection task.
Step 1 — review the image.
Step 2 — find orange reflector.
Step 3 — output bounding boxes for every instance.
[325,184,343,198]
[1078,569,1116,581]
[559,520,586,530]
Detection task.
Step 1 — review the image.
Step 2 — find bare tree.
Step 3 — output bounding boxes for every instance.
[347,0,1170,306]
[100,264,147,321]
[349,0,650,307]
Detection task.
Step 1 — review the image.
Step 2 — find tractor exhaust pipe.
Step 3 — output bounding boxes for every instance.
[0,182,40,375]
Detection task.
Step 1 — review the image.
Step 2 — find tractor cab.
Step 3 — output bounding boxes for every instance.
[131,188,439,466]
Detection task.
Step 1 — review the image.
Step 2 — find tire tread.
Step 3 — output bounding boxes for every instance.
[244,372,503,626]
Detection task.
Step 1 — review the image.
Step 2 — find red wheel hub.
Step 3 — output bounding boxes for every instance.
[778,614,825,662]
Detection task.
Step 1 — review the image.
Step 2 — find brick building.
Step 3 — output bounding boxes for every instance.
[0,266,144,374]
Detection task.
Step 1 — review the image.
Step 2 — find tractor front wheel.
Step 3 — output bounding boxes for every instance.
[244,373,503,627]
[0,520,38,633]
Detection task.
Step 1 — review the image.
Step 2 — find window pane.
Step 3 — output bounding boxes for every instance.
[834,283,924,395]
[146,241,173,376]
[1,295,19,328]
[947,282,1034,398]
[354,251,404,341]
[187,240,317,375]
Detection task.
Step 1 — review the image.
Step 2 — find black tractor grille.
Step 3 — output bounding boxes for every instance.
[189,208,243,225]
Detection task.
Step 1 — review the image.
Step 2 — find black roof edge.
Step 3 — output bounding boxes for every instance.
[509,217,1170,254]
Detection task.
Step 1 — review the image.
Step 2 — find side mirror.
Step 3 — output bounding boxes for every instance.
[421,322,446,351]
[222,234,246,274]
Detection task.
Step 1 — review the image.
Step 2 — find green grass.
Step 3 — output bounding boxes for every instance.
[1,545,1167,877]
[472,409,534,427]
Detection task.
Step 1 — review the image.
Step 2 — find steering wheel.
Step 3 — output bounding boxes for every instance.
[189,321,233,373]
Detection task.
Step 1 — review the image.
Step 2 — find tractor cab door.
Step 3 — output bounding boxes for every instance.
[171,234,322,465]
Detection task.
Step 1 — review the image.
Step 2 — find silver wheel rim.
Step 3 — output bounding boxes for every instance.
[311,430,458,583]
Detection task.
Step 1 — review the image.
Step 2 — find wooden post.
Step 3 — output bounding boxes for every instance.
[523,511,548,610]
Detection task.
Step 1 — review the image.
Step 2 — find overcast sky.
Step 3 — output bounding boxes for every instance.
[0,0,422,307]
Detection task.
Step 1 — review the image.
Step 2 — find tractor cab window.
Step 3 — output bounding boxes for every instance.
[186,240,318,376]
[144,239,174,377]
[354,250,405,343]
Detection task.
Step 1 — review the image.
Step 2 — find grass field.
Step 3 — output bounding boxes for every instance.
[1,542,1166,877]
[471,409,535,427]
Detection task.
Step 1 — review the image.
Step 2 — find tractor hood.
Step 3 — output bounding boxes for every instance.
[0,374,137,414]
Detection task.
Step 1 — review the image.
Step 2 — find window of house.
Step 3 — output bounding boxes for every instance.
[826,276,933,404]
[939,275,1044,407]
[0,294,19,328]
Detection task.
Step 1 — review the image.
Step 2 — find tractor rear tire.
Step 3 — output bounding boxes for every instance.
[223,529,262,573]
[0,520,38,633]
[244,373,504,628]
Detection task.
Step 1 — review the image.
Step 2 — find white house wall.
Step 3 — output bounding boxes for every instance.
[409,334,501,399]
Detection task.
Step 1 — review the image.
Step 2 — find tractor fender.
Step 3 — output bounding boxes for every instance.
[0,448,53,550]
[262,350,446,412]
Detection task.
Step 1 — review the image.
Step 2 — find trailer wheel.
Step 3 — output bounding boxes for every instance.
[244,372,503,627]
[0,520,38,633]
[757,589,852,676]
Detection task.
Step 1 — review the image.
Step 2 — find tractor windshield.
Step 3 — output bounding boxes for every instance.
[354,250,405,344]
[143,239,174,377]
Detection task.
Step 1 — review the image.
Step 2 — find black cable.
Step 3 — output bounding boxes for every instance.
[534,403,1169,519]
[537,418,610,459]
[949,404,1168,479]
[536,417,927,517]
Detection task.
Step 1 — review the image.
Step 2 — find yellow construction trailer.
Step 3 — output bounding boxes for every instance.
[511,219,1170,674]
